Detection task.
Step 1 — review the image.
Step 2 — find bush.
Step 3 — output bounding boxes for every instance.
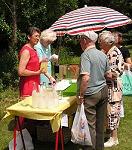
[0,87,19,119]
[52,36,81,65]
[58,47,80,65]
[0,46,19,89]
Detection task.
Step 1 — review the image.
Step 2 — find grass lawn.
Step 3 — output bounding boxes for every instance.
[0,85,132,150]
[0,88,19,150]
[105,96,132,150]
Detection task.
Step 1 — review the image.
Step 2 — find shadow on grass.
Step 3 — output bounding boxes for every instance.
[34,141,75,150]
[3,147,8,150]
[8,119,16,131]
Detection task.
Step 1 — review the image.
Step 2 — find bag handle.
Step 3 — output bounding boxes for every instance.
[128,64,131,71]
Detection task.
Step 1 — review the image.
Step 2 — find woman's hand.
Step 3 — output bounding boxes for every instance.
[50,54,58,63]
[49,76,56,85]
[41,57,48,62]
[111,71,118,80]
[76,96,84,105]
[124,63,131,70]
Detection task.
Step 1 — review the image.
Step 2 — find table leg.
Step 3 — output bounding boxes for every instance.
[16,116,26,150]
[13,128,17,150]
[55,130,59,150]
[55,127,65,150]
[60,127,64,150]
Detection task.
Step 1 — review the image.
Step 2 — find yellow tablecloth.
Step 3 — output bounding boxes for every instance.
[6,96,77,132]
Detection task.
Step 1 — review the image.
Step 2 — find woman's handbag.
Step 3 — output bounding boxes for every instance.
[71,103,92,146]
[121,67,132,95]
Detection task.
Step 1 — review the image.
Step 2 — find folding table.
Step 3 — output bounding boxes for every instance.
[6,96,77,150]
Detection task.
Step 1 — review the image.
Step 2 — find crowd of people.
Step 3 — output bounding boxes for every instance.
[76,30,131,150]
[17,26,131,150]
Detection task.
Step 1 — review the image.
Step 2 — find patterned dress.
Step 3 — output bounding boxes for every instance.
[106,46,124,130]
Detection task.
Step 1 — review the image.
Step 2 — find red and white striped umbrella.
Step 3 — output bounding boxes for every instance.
[50,6,131,36]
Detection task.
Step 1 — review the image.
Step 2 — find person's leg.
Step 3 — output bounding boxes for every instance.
[104,128,111,142]
[96,86,108,150]
[84,92,101,150]
[75,86,107,150]
[110,102,121,142]
[104,102,121,147]
[104,129,119,147]
[120,100,124,118]
[111,129,118,141]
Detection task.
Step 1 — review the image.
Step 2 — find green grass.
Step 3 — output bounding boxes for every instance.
[0,88,19,150]
[105,96,132,150]
[0,87,132,150]
[63,83,77,96]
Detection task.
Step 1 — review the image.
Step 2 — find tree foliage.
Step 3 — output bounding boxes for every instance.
[0,0,131,46]
[0,0,132,88]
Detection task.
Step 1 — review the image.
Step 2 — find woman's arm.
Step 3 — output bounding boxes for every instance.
[110,49,124,77]
[18,49,41,76]
[43,71,56,84]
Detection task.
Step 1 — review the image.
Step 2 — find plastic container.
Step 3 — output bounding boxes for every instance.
[40,61,48,72]
[32,90,39,108]
[32,82,39,108]
[32,82,59,109]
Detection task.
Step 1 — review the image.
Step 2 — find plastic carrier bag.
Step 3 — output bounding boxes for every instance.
[9,128,34,150]
[71,103,92,146]
[121,66,132,95]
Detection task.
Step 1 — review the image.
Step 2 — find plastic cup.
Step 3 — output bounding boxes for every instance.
[40,61,48,72]
[58,90,63,100]
[32,91,39,108]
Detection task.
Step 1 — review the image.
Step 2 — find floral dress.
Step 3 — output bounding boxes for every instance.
[106,46,124,130]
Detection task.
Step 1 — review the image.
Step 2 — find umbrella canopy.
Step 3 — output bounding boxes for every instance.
[50,6,131,36]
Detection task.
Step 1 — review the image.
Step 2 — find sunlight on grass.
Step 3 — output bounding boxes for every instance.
[0,118,14,150]
[0,87,132,150]
[63,83,77,96]
[105,96,132,150]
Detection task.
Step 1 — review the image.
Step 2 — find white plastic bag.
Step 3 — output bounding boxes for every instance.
[71,103,92,146]
[120,100,124,118]
[9,128,34,150]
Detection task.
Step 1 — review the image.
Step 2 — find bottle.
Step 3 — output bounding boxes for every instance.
[38,83,47,109]
[42,82,46,90]
[52,86,59,107]
[32,82,39,108]
[40,56,48,72]
[46,83,53,108]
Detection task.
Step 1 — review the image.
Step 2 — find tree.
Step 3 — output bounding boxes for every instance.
[1,0,17,46]
[78,0,111,8]
[46,0,78,28]
[18,0,47,30]
[0,0,131,89]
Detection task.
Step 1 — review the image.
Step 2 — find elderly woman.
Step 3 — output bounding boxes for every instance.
[98,31,124,147]
[35,29,58,86]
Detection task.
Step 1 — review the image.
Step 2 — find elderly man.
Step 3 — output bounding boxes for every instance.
[76,31,112,150]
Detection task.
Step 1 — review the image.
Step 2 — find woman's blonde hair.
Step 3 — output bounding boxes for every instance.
[40,29,57,42]
[98,30,115,46]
